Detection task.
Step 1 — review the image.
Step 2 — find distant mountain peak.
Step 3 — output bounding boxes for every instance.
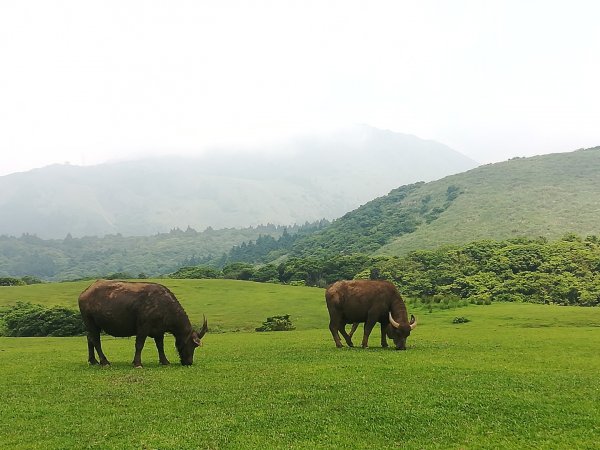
[0,128,478,238]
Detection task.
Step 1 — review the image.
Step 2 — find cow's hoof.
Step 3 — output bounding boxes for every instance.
[88,359,99,365]
[99,360,110,366]
[134,364,143,369]
[159,360,170,366]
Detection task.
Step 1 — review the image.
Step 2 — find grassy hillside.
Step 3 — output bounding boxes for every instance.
[381,147,600,255]
[0,280,599,449]
[288,147,600,258]
[0,279,325,332]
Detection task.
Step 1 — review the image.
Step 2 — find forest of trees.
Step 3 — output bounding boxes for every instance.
[171,234,600,307]
[0,224,299,280]
[286,183,461,257]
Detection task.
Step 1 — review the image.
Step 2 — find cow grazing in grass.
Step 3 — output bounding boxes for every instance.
[78,280,208,367]
[325,279,416,349]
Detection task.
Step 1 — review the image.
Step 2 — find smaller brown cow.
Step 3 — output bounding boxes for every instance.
[326,279,416,349]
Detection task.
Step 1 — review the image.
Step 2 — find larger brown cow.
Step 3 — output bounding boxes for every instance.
[78,280,207,367]
[325,279,416,349]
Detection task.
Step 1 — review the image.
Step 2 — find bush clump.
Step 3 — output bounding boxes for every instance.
[0,302,86,337]
[170,265,221,279]
[255,315,295,332]
[0,277,26,286]
[452,316,470,324]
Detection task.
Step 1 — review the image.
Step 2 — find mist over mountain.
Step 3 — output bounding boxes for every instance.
[0,126,477,239]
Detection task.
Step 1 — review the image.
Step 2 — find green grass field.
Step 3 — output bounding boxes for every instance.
[1,280,599,449]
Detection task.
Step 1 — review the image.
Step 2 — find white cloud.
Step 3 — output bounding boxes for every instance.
[1,0,599,175]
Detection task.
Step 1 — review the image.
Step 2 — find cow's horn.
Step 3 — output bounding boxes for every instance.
[197,315,208,340]
[409,314,417,330]
[388,311,401,329]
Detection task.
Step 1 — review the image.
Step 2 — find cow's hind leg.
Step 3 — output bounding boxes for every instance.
[133,334,147,368]
[329,321,344,348]
[339,324,354,347]
[94,333,110,366]
[83,318,110,365]
[86,335,99,365]
[154,334,170,365]
[348,323,359,339]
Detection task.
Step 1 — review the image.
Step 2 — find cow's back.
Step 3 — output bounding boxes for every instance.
[78,280,165,337]
[326,279,400,323]
[79,280,142,312]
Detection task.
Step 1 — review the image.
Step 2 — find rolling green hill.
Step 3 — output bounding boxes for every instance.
[288,147,600,258]
[381,147,600,255]
[0,279,325,332]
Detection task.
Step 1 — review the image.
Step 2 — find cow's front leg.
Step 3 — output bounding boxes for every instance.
[154,334,170,365]
[380,322,389,348]
[133,334,147,368]
[362,319,377,348]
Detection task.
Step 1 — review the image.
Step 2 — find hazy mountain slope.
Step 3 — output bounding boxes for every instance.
[0,224,294,281]
[285,147,600,258]
[0,126,476,238]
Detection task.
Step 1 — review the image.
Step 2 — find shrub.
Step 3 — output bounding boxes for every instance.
[0,277,26,286]
[250,264,279,283]
[0,302,86,337]
[222,262,255,280]
[255,315,295,332]
[105,272,133,280]
[452,316,470,324]
[21,276,43,285]
[170,266,221,279]
[494,293,525,303]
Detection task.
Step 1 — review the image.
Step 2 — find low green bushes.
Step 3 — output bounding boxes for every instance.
[255,315,295,332]
[0,302,85,337]
[0,277,26,286]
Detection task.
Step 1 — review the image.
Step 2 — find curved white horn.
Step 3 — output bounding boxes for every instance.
[197,315,208,340]
[409,314,417,330]
[388,311,401,329]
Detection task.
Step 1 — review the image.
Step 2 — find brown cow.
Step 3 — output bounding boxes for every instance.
[78,280,207,367]
[325,279,416,349]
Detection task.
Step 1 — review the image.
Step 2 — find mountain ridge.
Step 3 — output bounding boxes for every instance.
[0,126,477,238]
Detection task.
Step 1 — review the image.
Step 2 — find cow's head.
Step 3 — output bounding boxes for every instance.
[386,312,417,350]
[176,316,208,365]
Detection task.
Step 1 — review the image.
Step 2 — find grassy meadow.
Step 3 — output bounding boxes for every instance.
[1,280,599,449]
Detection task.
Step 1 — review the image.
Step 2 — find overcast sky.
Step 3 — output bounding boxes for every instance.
[1,0,599,176]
